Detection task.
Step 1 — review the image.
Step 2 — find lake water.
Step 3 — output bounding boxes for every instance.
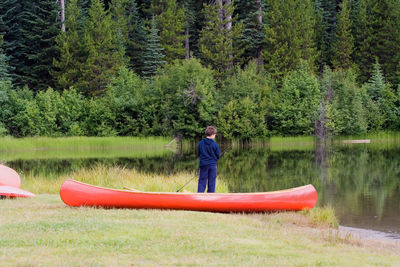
[2,136,400,239]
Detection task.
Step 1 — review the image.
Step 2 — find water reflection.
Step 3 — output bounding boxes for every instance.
[4,139,400,238]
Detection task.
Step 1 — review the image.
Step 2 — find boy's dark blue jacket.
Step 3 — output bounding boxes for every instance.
[198,138,220,167]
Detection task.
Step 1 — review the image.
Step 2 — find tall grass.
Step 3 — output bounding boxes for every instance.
[23,164,229,194]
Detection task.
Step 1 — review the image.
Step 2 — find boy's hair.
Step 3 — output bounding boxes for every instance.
[205,126,217,136]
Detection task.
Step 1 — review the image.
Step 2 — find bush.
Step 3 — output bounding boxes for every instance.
[58,88,86,136]
[217,97,267,140]
[322,68,367,135]
[151,59,217,137]
[272,63,321,135]
[106,67,145,136]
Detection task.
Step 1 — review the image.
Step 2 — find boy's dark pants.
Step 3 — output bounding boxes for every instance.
[197,165,217,193]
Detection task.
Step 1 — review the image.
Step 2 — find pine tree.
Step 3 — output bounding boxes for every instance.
[80,0,126,95]
[235,0,265,67]
[352,0,400,85]
[350,0,368,82]
[314,0,338,67]
[155,0,186,63]
[199,0,244,82]
[263,0,318,81]
[0,0,22,84]
[332,0,354,69]
[142,17,165,78]
[0,35,11,83]
[53,0,86,90]
[18,0,60,91]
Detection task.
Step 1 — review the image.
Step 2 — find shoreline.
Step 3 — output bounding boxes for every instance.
[339,225,400,245]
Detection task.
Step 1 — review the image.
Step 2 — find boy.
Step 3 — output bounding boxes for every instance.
[197,126,220,193]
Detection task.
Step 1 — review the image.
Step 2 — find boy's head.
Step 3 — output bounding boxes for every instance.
[205,126,217,138]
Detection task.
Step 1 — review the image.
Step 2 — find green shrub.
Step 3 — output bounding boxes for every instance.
[322,68,367,135]
[151,59,217,137]
[106,67,145,136]
[217,97,267,140]
[272,62,321,135]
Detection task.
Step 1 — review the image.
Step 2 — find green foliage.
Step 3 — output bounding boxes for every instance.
[82,97,116,136]
[235,0,265,65]
[263,0,318,81]
[0,35,11,83]
[155,0,186,63]
[0,0,21,84]
[106,67,145,135]
[142,17,166,78]
[314,0,338,68]
[363,60,400,131]
[79,0,125,95]
[151,59,217,137]
[322,67,367,135]
[199,0,244,82]
[53,0,85,90]
[17,0,60,90]
[331,0,354,70]
[217,97,267,140]
[353,0,400,85]
[220,60,272,106]
[57,88,85,136]
[272,62,321,136]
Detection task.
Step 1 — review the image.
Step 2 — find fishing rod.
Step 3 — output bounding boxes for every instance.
[176,143,232,192]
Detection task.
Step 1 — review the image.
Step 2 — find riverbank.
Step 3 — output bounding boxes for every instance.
[1,195,399,266]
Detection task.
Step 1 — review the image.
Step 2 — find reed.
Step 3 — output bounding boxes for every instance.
[22,164,229,194]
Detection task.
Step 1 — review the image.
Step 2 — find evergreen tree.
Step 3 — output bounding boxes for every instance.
[80,0,125,95]
[235,0,265,67]
[352,0,400,84]
[0,35,11,83]
[199,0,244,82]
[322,67,367,135]
[53,0,86,90]
[314,0,338,68]
[351,0,369,82]
[363,59,399,130]
[0,0,21,84]
[332,0,354,69]
[155,0,186,63]
[141,17,166,78]
[263,0,318,81]
[272,62,321,136]
[18,0,60,91]
[125,0,147,75]
[110,0,147,74]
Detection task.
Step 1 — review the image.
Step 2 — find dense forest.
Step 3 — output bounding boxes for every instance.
[0,0,400,139]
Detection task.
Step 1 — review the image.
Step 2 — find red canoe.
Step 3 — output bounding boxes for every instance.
[60,179,318,212]
[0,164,21,187]
[0,185,35,198]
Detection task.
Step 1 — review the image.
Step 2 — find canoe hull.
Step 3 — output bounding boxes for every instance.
[60,179,318,212]
[0,164,21,188]
[0,185,35,198]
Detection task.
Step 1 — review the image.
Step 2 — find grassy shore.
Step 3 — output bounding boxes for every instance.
[1,195,399,266]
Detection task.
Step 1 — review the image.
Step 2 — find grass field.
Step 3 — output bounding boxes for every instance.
[1,195,399,266]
